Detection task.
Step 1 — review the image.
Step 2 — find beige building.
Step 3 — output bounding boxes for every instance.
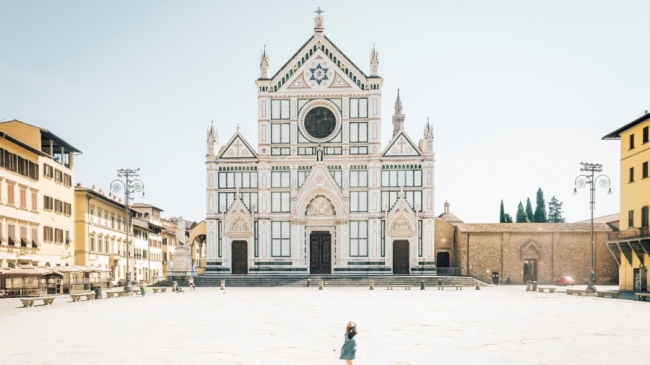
[73,184,131,281]
[132,203,164,282]
[161,218,178,278]
[0,120,80,268]
[434,203,619,285]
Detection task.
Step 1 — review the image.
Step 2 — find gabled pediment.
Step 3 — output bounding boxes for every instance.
[382,131,422,157]
[269,35,371,92]
[386,194,418,236]
[295,163,345,216]
[219,131,258,159]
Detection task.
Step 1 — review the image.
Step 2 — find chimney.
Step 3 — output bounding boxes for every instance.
[91,185,96,191]
[76,183,81,187]
[99,188,103,195]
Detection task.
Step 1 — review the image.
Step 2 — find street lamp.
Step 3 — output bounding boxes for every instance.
[109,168,144,293]
[574,162,612,294]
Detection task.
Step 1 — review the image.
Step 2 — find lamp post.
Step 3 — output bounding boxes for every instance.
[574,162,611,294]
[110,168,144,293]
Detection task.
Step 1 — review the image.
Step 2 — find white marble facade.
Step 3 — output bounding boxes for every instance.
[205,12,435,275]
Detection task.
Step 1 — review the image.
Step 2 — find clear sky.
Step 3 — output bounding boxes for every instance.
[2,1,648,223]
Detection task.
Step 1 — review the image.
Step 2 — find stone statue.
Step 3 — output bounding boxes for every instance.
[306,196,335,216]
[314,7,324,29]
[176,217,186,245]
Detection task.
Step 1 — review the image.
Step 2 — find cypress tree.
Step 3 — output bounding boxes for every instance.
[516,201,530,223]
[548,196,566,223]
[504,213,513,223]
[525,198,535,222]
[500,200,506,223]
[534,188,547,223]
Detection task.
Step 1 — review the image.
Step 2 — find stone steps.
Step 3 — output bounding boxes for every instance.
[161,276,487,288]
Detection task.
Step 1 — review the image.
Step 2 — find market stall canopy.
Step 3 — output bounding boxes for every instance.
[53,265,110,273]
[0,267,62,276]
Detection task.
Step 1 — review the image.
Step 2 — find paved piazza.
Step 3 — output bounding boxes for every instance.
[2,285,649,364]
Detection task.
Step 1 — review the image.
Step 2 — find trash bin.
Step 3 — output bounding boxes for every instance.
[93,285,102,299]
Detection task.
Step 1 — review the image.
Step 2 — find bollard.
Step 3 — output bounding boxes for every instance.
[220,280,225,291]
[319,280,324,290]
[420,280,425,290]
[172,281,178,292]
[475,283,481,290]
[369,280,374,290]
[526,280,532,291]
[307,279,311,287]
[532,281,538,292]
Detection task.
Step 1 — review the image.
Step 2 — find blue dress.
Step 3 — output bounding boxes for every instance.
[340,333,357,360]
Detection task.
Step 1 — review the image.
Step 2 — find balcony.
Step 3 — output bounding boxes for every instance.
[109,254,121,263]
[608,227,650,241]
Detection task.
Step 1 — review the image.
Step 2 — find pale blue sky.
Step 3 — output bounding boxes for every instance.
[2,1,648,223]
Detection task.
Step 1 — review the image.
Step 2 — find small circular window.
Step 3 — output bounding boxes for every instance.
[304,107,337,139]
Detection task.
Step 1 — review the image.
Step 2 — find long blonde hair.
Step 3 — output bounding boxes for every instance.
[345,321,356,334]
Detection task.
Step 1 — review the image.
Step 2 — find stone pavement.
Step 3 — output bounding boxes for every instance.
[1,285,649,364]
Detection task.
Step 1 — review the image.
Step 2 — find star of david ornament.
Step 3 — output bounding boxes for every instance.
[309,64,329,85]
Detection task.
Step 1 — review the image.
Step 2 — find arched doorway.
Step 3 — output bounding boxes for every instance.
[393,240,409,275]
[232,241,248,275]
[523,259,537,282]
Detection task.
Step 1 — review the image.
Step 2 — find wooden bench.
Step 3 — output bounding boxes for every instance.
[537,287,556,293]
[596,290,621,298]
[152,287,167,293]
[105,290,126,298]
[387,285,411,290]
[634,292,650,301]
[566,289,587,296]
[70,292,96,302]
[19,296,56,307]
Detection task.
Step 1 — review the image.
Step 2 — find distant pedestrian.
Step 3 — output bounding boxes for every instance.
[340,321,357,364]
[189,277,196,291]
[140,281,147,297]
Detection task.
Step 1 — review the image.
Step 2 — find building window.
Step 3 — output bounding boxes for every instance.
[628,210,634,228]
[31,191,37,211]
[271,192,291,213]
[43,226,53,243]
[328,166,342,187]
[19,187,26,209]
[349,146,368,155]
[642,206,649,229]
[349,169,368,187]
[349,192,368,212]
[218,221,222,257]
[7,223,16,246]
[54,199,63,214]
[271,123,290,143]
[270,147,291,156]
[64,202,72,216]
[381,190,423,212]
[20,226,28,247]
[349,221,368,257]
[297,167,311,188]
[31,227,39,248]
[65,230,71,245]
[54,229,63,244]
[349,122,368,142]
[644,162,649,179]
[630,167,635,183]
[44,196,53,211]
[63,173,72,187]
[271,171,291,188]
[0,148,39,180]
[349,98,368,118]
[7,183,14,206]
[54,169,63,183]
[270,99,290,120]
[630,134,635,150]
[111,215,115,228]
[381,167,422,187]
[271,221,290,257]
[644,126,649,144]
[218,192,258,213]
[218,170,258,189]
[43,163,54,178]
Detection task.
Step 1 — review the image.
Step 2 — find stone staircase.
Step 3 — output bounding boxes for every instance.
[160,276,488,288]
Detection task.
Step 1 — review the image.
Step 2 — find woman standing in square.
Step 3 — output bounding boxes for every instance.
[340,321,357,364]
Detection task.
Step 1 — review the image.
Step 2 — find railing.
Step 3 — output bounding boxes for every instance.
[436,267,461,276]
[609,227,650,240]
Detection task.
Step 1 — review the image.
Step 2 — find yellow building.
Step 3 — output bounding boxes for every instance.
[0,120,81,268]
[604,112,650,291]
[131,203,164,282]
[161,218,179,278]
[74,185,131,281]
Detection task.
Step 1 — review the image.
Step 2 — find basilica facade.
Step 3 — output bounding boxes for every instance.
[204,12,436,275]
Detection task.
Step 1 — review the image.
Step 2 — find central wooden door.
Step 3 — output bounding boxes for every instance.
[523,259,537,282]
[393,240,409,275]
[232,240,248,275]
[310,232,331,274]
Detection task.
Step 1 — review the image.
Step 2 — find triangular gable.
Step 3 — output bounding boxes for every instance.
[278,49,362,92]
[295,163,345,216]
[382,131,422,157]
[328,73,351,88]
[219,132,258,159]
[270,35,369,92]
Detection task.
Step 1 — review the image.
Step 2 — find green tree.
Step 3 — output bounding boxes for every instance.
[516,201,530,223]
[500,200,506,223]
[504,213,513,223]
[548,196,566,223]
[525,198,534,222]
[534,188,547,223]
